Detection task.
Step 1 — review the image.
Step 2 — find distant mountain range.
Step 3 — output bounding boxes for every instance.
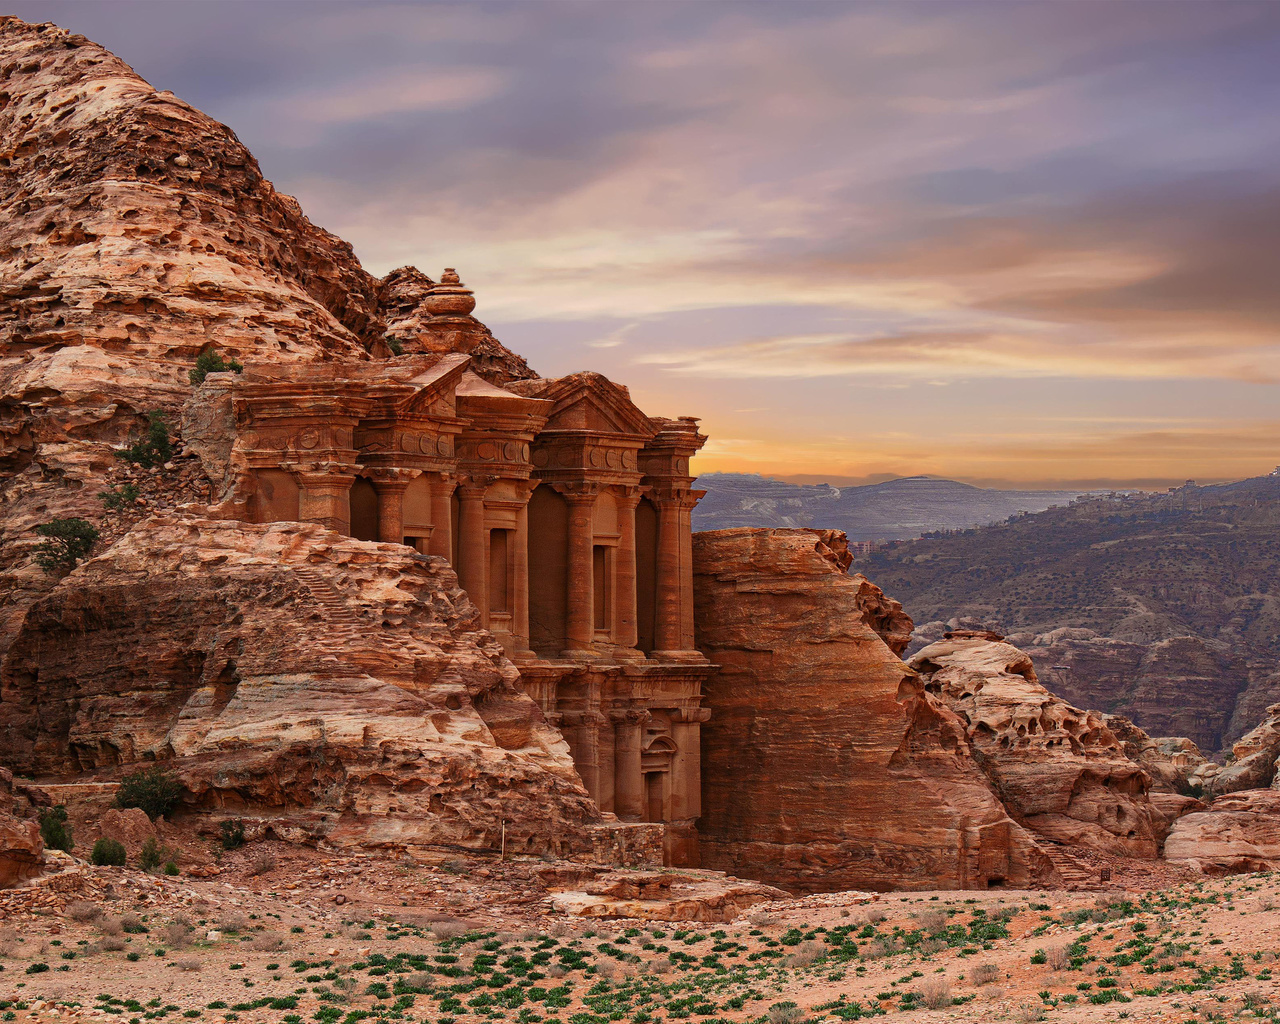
[855,471,1280,753]
[692,473,1088,542]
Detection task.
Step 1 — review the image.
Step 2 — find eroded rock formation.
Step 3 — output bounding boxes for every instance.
[693,528,1057,893]
[1190,704,1280,796]
[0,515,634,857]
[908,637,1162,857]
[1165,790,1280,874]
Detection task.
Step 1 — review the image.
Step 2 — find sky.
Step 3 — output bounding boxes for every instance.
[12,0,1280,489]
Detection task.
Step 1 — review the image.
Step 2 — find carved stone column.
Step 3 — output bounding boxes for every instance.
[296,467,358,535]
[613,487,642,655]
[653,494,686,654]
[370,474,411,544]
[562,487,598,655]
[612,708,648,821]
[512,483,535,661]
[456,479,489,623]
[428,472,455,559]
[670,707,710,822]
[562,710,605,805]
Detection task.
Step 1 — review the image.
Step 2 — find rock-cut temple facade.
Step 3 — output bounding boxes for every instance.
[192,272,713,864]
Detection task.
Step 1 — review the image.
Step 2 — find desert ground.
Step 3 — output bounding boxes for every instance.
[3,831,1280,1024]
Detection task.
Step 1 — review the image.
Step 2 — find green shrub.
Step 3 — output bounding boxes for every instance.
[138,837,179,873]
[164,861,179,876]
[38,806,73,853]
[117,411,173,468]
[189,349,244,386]
[99,483,141,510]
[90,837,127,866]
[115,765,182,820]
[385,336,404,356]
[33,518,99,574]
[220,819,246,851]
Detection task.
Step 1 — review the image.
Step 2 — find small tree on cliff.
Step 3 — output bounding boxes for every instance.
[117,411,173,468]
[189,349,244,386]
[115,765,183,821]
[33,517,99,574]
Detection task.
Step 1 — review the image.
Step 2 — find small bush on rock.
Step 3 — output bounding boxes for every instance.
[189,349,244,386]
[219,819,246,850]
[99,482,141,510]
[115,765,182,820]
[33,518,99,574]
[117,411,173,468]
[38,806,73,852]
[90,838,127,867]
[138,837,178,873]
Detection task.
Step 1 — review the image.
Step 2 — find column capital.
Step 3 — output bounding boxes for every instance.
[552,481,604,504]
[457,475,494,499]
[613,484,644,510]
[363,467,419,487]
[609,706,652,726]
[291,464,359,485]
[673,707,712,724]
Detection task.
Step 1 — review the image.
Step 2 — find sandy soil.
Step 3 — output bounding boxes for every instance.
[1,833,1277,1024]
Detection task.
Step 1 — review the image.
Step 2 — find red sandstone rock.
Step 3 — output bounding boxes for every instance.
[1164,790,1280,874]
[908,637,1162,857]
[0,515,636,858]
[693,528,1057,893]
[1191,703,1280,795]
[1104,714,1207,795]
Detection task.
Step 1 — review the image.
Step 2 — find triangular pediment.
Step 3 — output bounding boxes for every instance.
[397,353,470,417]
[538,374,656,437]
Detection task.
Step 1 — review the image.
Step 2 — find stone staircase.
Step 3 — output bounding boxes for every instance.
[1041,844,1107,890]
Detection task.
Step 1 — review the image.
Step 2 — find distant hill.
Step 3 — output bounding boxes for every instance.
[692,473,1087,541]
[854,472,1280,753]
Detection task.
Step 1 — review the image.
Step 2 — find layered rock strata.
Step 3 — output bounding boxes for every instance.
[1191,704,1280,795]
[908,637,1162,857]
[693,528,1057,893]
[1165,790,1280,874]
[0,515,639,858]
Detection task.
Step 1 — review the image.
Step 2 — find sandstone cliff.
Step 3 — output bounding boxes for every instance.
[0,515,615,856]
[908,637,1163,857]
[1165,789,1280,875]
[1190,704,1280,796]
[693,528,1057,893]
[0,17,532,614]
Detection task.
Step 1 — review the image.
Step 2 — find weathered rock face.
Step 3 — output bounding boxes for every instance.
[0,17,534,633]
[1190,704,1280,796]
[908,638,1162,857]
[0,515,620,857]
[1018,629,1253,754]
[1103,714,1207,795]
[0,767,42,887]
[1164,790,1280,874]
[693,528,1057,893]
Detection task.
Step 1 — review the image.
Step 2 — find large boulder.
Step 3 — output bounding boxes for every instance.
[0,515,609,857]
[908,637,1162,857]
[693,528,1057,893]
[1164,790,1280,874]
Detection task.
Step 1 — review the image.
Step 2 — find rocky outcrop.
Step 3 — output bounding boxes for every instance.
[693,528,1057,893]
[0,768,42,887]
[544,869,787,922]
[1164,790,1280,874]
[0,515,624,857]
[0,18,534,643]
[1104,714,1207,794]
[1190,704,1280,795]
[1016,629,1252,755]
[908,637,1162,857]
